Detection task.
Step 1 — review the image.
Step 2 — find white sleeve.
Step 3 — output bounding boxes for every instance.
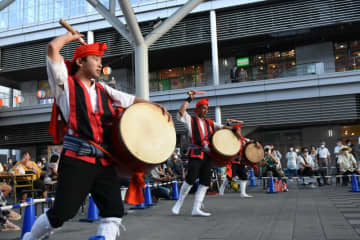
[176,111,192,133]
[100,83,135,108]
[46,57,68,99]
[214,122,223,130]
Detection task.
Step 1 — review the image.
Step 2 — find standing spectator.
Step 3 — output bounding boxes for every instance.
[286,147,298,178]
[297,147,317,187]
[334,139,344,159]
[337,146,359,186]
[316,141,331,185]
[230,65,238,82]
[346,139,357,160]
[238,68,248,82]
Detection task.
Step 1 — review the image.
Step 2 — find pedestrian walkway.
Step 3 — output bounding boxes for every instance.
[1,185,360,240]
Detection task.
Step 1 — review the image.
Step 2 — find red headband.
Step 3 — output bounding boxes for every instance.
[65,42,108,74]
[195,98,208,109]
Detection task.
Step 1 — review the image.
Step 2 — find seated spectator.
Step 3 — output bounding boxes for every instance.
[11,152,48,202]
[0,185,21,231]
[261,147,287,191]
[297,147,317,187]
[149,166,173,201]
[167,152,185,181]
[261,147,283,178]
[44,155,59,184]
[337,146,359,186]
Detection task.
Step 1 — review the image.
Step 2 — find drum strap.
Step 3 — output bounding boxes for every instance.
[87,140,146,205]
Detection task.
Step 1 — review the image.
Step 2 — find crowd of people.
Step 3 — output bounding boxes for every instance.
[262,140,359,188]
[0,152,59,231]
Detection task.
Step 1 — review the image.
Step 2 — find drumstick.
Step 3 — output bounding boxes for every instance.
[226,119,244,124]
[59,19,86,45]
[187,90,206,96]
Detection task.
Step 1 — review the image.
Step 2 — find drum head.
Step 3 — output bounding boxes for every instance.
[119,103,176,164]
[245,143,264,163]
[212,129,241,157]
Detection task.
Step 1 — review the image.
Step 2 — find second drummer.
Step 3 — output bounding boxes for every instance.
[219,119,260,198]
[171,92,225,217]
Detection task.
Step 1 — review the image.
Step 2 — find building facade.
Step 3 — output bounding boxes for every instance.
[0,0,359,166]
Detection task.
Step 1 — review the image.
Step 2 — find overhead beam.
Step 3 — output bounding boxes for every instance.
[0,0,15,12]
[145,0,204,47]
[86,0,134,46]
[118,0,144,46]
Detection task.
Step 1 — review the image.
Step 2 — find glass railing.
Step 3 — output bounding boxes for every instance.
[221,62,326,84]
[0,95,54,110]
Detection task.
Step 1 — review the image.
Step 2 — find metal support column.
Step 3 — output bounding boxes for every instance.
[135,44,149,100]
[210,10,221,124]
[0,0,15,11]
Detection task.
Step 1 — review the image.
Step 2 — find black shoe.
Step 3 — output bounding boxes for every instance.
[318,183,323,187]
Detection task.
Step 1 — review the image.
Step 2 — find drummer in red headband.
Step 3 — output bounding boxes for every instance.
[171,92,228,217]
[24,32,171,240]
[219,120,261,198]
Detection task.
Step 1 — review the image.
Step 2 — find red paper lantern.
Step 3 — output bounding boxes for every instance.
[103,66,112,75]
[15,96,24,104]
[37,90,45,98]
[0,99,3,107]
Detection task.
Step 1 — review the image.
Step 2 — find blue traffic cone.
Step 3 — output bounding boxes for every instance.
[172,181,179,200]
[350,174,360,192]
[20,198,36,239]
[80,195,99,222]
[267,176,277,194]
[134,202,146,209]
[89,236,105,240]
[249,168,257,186]
[144,182,153,207]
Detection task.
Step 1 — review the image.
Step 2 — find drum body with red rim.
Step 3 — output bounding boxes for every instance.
[244,143,264,164]
[210,129,241,167]
[111,103,177,177]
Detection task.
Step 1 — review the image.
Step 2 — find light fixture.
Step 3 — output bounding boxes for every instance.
[15,96,24,104]
[37,90,45,99]
[335,56,339,60]
[340,44,345,48]
[328,129,333,137]
[103,66,112,75]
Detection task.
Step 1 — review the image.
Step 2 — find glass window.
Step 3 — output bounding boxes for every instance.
[150,64,205,92]
[334,40,359,72]
[70,0,86,17]
[23,0,37,25]
[8,0,22,28]
[55,0,69,19]
[0,9,9,30]
[39,0,54,22]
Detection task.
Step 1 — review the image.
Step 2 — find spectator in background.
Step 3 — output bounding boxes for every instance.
[167,152,185,181]
[12,152,48,202]
[44,155,59,185]
[286,147,298,178]
[149,166,173,201]
[7,158,13,169]
[316,141,331,185]
[297,147,317,187]
[238,68,248,82]
[230,65,238,82]
[346,139,357,161]
[337,146,359,186]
